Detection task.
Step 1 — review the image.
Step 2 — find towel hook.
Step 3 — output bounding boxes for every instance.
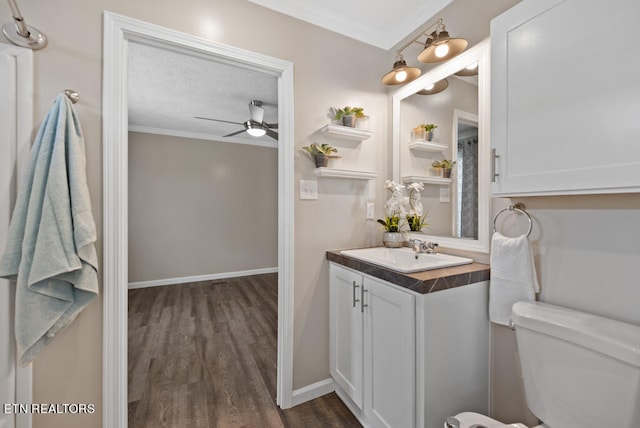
[493,203,533,237]
[62,89,80,104]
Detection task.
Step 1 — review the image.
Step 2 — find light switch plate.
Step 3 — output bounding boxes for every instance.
[439,187,450,203]
[366,202,375,219]
[300,180,318,200]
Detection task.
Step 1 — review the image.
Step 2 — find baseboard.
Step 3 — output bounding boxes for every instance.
[128,267,278,289]
[290,378,336,407]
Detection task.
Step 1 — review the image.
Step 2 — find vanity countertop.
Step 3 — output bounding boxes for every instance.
[327,250,490,295]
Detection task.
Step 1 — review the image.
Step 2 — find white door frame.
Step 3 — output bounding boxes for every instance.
[102,12,295,427]
[0,43,33,428]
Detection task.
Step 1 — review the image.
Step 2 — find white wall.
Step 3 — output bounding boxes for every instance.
[128,132,278,284]
[490,193,640,424]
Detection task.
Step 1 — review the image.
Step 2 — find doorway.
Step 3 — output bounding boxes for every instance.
[103,12,295,426]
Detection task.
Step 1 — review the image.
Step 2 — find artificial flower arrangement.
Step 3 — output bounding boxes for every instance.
[405,182,429,232]
[377,180,429,232]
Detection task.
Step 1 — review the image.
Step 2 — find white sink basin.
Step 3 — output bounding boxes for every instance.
[340,247,473,273]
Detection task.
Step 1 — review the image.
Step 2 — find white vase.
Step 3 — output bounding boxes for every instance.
[382,232,405,248]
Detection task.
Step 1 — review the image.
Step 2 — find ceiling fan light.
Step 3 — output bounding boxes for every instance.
[246,125,266,137]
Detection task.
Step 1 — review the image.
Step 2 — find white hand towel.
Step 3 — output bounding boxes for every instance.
[0,94,98,365]
[489,232,539,326]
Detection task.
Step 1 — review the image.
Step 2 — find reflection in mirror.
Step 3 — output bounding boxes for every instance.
[392,40,490,253]
[453,109,478,239]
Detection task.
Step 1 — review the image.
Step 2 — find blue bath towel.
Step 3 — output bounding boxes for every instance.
[0,94,98,365]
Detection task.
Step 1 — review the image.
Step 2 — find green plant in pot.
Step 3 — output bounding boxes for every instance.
[419,123,438,141]
[433,159,455,178]
[333,106,365,127]
[302,142,338,168]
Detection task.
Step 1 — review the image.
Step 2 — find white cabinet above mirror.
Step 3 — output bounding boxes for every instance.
[392,39,491,253]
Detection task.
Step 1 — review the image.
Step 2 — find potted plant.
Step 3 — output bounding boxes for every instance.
[302,142,338,168]
[412,123,438,141]
[333,106,365,127]
[440,159,455,178]
[431,160,444,177]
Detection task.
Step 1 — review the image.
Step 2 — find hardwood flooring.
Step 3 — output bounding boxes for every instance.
[128,273,361,427]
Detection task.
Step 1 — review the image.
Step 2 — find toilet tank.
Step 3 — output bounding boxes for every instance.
[512,301,640,428]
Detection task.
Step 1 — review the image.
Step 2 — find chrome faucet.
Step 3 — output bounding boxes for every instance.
[409,238,438,254]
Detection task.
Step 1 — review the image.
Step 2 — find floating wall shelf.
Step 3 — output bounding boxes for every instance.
[408,140,448,153]
[320,124,373,142]
[402,175,451,185]
[315,167,378,180]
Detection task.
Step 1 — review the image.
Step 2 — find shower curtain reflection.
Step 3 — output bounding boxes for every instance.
[456,135,479,239]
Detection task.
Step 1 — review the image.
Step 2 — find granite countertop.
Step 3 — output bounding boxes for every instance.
[327,250,490,295]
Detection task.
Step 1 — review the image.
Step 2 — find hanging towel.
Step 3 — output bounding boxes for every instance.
[0,94,98,365]
[489,232,539,326]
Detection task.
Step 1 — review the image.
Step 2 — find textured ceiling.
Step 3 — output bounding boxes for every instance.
[128,42,278,147]
[247,0,455,50]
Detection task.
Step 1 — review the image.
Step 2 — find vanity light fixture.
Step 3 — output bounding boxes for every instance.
[417,79,449,95]
[418,19,467,63]
[381,18,467,86]
[382,54,421,85]
[454,62,479,77]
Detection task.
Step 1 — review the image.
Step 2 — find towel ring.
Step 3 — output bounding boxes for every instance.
[493,204,533,237]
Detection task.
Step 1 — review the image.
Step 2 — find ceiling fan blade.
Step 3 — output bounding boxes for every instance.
[264,122,278,129]
[223,129,247,138]
[194,116,244,125]
[266,128,279,140]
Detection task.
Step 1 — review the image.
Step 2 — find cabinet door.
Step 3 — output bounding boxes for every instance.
[363,277,415,428]
[491,0,640,196]
[329,264,364,409]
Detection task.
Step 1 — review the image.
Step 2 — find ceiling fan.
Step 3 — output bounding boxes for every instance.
[195,100,278,140]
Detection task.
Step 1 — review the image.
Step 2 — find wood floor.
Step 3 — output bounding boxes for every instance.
[128,273,361,427]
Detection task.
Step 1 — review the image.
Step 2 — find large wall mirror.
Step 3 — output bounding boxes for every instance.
[392,39,490,253]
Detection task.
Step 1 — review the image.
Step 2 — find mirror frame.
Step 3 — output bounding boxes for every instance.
[391,39,491,253]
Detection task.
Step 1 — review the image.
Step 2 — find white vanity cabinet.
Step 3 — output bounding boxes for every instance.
[329,261,490,428]
[491,0,640,196]
[329,263,415,428]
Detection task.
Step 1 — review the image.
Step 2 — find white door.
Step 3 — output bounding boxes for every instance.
[364,277,415,428]
[329,263,364,409]
[0,43,33,428]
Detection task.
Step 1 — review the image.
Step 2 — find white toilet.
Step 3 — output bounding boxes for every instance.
[447,301,640,428]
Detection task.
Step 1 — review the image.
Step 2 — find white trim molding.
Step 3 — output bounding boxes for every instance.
[291,378,336,407]
[103,12,296,427]
[128,267,278,289]
[128,125,278,149]
[0,42,34,428]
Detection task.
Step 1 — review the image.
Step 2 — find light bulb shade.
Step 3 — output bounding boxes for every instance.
[455,62,479,76]
[417,78,449,95]
[246,121,267,137]
[417,31,468,63]
[382,59,421,85]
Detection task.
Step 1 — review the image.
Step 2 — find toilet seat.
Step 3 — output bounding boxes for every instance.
[448,412,531,428]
